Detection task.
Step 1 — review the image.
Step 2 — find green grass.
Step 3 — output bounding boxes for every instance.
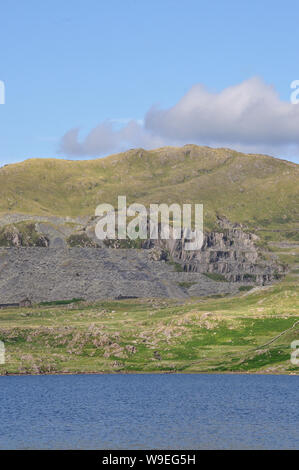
[0,145,298,232]
[178,282,196,289]
[239,285,254,292]
[168,260,184,272]
[39,298,84,306]
[0,221,48,247]
[0,276,298,375]
[243,273,257,281]
[203,272,227,282]
[67,233,97,247]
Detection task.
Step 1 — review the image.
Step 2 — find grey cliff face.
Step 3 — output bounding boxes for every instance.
[0,215,286,304]
[0,247,243,304]
[158,228,284,284]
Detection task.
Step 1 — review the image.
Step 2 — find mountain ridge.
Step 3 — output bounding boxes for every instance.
[0,145,298,231]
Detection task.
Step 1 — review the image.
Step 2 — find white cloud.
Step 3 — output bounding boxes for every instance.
[60,120,167,157]
[59,78,299,161]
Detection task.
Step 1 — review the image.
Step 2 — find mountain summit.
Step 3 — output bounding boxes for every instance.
[0,145,298,230]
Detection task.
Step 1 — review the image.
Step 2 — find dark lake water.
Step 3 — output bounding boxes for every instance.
[0,373,298,449]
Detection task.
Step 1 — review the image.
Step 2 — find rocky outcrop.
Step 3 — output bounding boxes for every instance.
[158,228,284,284]
[0,247,242,303]
[0,223,49,247]
[140,218,285,284]
[0,214,286,305]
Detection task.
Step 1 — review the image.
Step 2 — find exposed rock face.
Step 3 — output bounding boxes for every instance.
[163,228,284,283]
[0,224,49,247]
[142,218,285,284]
[149,246,169,262]
[0,214,286,303]
[0,247,243,303]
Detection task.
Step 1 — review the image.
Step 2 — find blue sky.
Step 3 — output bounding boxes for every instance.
[1,0,299,165]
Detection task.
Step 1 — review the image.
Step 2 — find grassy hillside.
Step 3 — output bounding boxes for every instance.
[0,275,298,375]
[0,145,297,375]
[0,145,298,230]
[1,236,298,375]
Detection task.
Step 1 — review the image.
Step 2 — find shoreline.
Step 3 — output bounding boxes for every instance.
[1,369,298,377]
